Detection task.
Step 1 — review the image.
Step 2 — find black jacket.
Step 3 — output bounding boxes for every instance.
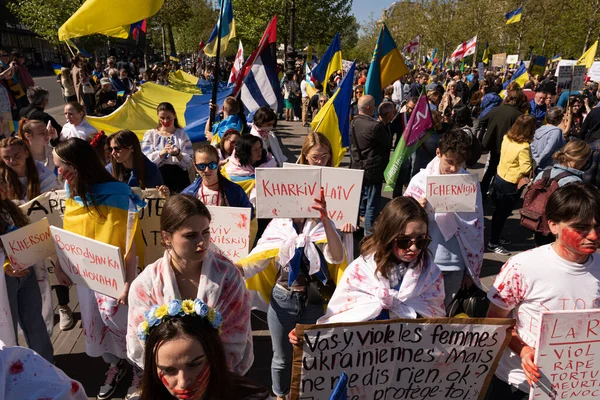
[480,104,523,154]
[350,114,392,184]
[582,107,600,143]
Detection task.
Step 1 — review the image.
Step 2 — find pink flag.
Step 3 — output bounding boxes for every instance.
[404,95,434,146]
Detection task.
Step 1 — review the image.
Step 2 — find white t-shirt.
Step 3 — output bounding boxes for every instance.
[392,80,403,103]
[199,185,220,206]
[488,244,600,393]
[300,80,308,98]
[61,119,97,140]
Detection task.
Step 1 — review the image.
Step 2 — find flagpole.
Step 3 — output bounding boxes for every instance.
[209,0,225,128]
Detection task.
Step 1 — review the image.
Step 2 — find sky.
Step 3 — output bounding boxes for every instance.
[351,0,392,24]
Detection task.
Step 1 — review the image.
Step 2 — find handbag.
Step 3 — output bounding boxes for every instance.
[82,82,95,94]
[447,285,490,318]
[298,252,336,305]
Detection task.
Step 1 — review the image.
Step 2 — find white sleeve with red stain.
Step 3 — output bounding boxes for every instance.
[487,260,526,311]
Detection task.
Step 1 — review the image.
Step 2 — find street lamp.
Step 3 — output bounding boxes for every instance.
[286,0,296,77]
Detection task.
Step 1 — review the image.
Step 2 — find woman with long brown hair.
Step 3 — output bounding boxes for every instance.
[107,130,164,189]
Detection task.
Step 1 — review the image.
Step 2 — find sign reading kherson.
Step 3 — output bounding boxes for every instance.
[426,174,478,212]
[283,163,364,229]
[0,218,56,271]
[206,206,251,262]
[291,318,513,400]
[256,168,321,218]
[50,226,125,299]
[532,310,600,400]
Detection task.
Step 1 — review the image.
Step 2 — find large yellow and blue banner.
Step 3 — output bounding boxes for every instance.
[365,23,409,106]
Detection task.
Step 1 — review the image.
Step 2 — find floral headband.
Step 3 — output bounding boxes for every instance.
[137,298,223,343]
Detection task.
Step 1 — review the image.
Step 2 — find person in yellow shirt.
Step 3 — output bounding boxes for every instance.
[488,115,536,255]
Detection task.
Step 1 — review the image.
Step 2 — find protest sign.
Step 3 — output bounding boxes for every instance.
[255,168,321,218]
[532,310,600,400]
[19,190,66,228]
[134,188,166,265]
[557,67,572,90]
[572,65,587,90]
[291,318,513,400]
[506,54,519,65]
[589,62,600,83]
[342,59,353,72]
[477,62,485,81]
[206,206,251,262]
[50,226,125,298]
[554,60,576,77]
[283,163,363,229]
[426,174,478,212]
[491,53,506,68]
[0,218,55,271]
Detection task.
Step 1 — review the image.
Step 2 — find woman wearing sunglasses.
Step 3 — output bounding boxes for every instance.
[106,130,164,190]
[404,129,484,309]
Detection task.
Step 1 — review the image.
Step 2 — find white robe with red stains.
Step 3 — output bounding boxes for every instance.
[127,250,253,375]
[318,254,446,324]
[0,340,87,399]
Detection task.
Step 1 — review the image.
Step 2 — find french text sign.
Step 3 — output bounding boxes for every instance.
[283,163,364,229]
[426,174,478,212]
[134,188,166,266]
[291,318,513,400]
[19,190,66,228]
[255,168,320,218]
[531,310,600,400]
[50,226,125,299]
[0,218,56,271]
[206,206,251,262]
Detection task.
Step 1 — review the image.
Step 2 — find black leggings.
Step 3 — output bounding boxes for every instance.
[53,285,70,307]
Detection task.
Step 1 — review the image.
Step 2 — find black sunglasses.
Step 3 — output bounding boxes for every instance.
[395,236,432,250]
[196,162,218,171]
[109,146,122,153]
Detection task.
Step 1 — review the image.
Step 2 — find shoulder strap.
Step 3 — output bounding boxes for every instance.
[552,171,575,182]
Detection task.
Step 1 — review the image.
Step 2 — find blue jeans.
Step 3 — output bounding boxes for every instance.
[359,183,382,236]
[5,269,54,363]
[267,284,324,396]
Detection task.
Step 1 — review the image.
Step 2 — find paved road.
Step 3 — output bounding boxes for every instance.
[32,80,534,398]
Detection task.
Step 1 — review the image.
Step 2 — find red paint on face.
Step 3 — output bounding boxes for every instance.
[159,364,210,400]
[561,226,599,255]
[9,360,24,375]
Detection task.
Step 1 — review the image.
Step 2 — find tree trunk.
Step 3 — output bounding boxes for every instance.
[161,25,167,62]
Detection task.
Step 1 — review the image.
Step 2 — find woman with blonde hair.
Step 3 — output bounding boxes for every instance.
[488,114,536,255]
[531,139,592,246]
[297,131,333,167]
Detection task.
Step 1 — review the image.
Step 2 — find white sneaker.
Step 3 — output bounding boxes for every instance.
[58,306,75,331]
[97,360,126,400]
[125,371,142,400]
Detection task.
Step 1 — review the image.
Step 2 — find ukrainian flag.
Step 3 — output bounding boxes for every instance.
[203,0,236,57]
[311,61,355,167]
[63,182,146,267]
[551,53,562,63]
[311,33,342,88]
[365,23,409,106]
[65,39,91,58]
[501,62,528,97]
[426,48,437,69]
[169,52,180,63]
[87,82,232,142]
[58,0,163,40]
[505,6,523,24]
[51,64,62,75]
[482,41,490,64]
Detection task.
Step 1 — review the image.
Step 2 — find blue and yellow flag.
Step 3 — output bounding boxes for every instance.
[51,64,62,75]
[505,6,523,24]
[65,39,91,58]
[58,0,163,40]
[426,48,437,69]
[311,61,355,167]
[482,41,490,64]
[365,23,409,106]
[311,33,342,88]
[169,52,180,62]
[502,62,528,91]
[203,0,236,57]
[551,53,562,63]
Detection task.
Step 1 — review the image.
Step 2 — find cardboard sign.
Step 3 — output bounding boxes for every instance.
[477,62,485,81]
[589,62,600,83]
[134,188,166,266]
[532,310,600,400]
[19,190,66,228]
[255,168,321,218]
[506,54,519,65]
[426,174,478,212]
[0,218,56,271]
[50,226,125,298]
[206,206,251,262]
[491,53,507,68]
[291,318,514,400]
[283,163,364,229]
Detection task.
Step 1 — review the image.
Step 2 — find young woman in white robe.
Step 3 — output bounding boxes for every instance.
[127,194,253,377]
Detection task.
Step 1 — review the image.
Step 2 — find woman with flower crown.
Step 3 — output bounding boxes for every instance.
[127,194,253,382]
[136,298,269,400]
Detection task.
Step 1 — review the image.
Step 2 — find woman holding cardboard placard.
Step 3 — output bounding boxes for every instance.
[238,189,344,400]
[127,194,254,380]
[52,138,145,400]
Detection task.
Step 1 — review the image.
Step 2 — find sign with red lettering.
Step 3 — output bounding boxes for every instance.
[0,218,56,271]
[206,206,251,262]
[426,174,478,212]
[291,317,514,400]
[532,310,600,400]
[283,163,364,229]
[256,168,321,218]
[50,226,125,299]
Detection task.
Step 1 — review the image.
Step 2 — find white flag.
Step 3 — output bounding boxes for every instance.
[228,41,244,85]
